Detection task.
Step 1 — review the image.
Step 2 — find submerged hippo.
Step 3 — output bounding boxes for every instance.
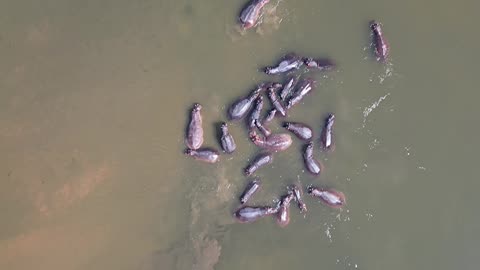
[303,57,336,71]
[234,205,279,223]
[303,142,323,175]
[307,186,346,209]
[283,122,313,140]
[228,86,263,120]
[320,113,335,151]
[249,130,292,152]
[264,53,304,75]
[263,108,277,124]
[239,0,270,29]
[286,78,315,109]
[254,119,272,137]
[184,148,220,163]
[244,152,273,176]
[220,122,236,154]
[370,20,389,61]
[240,179,261,204]
[185,103,204,150]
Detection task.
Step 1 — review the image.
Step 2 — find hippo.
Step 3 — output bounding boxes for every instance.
[263,108,277,124]
[220,122,236,154]
[267,85,287,117]
[307,186,346,209]
[286,78,315,109]
[240,179,261,204]
[265,53,304,75]
[234,205,279,223]
[283,122,313,140]
[290,184,307,213]
[244,152,273,176]
[184,148,220,163]
[320,113,335,151]
[279,75,300,101]
[303,142,323,175]
[303,57,336,71]
[254,119,272,137]
[370,20,389,61]
[239,0,270,29]
[185,103,204,150]
[276,191,295,227]
[248,96,264,131]
[249,130,292,152]
[228,86,263,120]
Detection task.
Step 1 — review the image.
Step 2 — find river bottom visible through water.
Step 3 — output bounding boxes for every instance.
[1,0,480,270]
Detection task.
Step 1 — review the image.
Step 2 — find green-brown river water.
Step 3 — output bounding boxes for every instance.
[1,0,479,269]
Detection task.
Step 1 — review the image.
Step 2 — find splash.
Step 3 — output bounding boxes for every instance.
[361,93,391,128]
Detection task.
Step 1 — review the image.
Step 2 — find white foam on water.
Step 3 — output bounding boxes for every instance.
[365,212,374,221]
[323,222,334,243]
[336,255,360,269]
[368,138,380,150]
[361,93,391,128]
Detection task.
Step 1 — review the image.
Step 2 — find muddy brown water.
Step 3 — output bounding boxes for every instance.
[1,0,479,269]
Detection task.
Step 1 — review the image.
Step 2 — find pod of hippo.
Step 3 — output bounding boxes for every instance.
[183,19,390,227]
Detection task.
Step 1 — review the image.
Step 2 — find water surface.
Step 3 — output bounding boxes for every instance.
[0,0,479,269]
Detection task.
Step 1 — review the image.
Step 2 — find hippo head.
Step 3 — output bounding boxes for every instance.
[220,122,228,133]
[286,100,293,109]
[264,67,273,74]
[327,113,335,123]
[303,57,314,66]
[271,83,282,90]
[249,130,261,142]
[193,103,202,112]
